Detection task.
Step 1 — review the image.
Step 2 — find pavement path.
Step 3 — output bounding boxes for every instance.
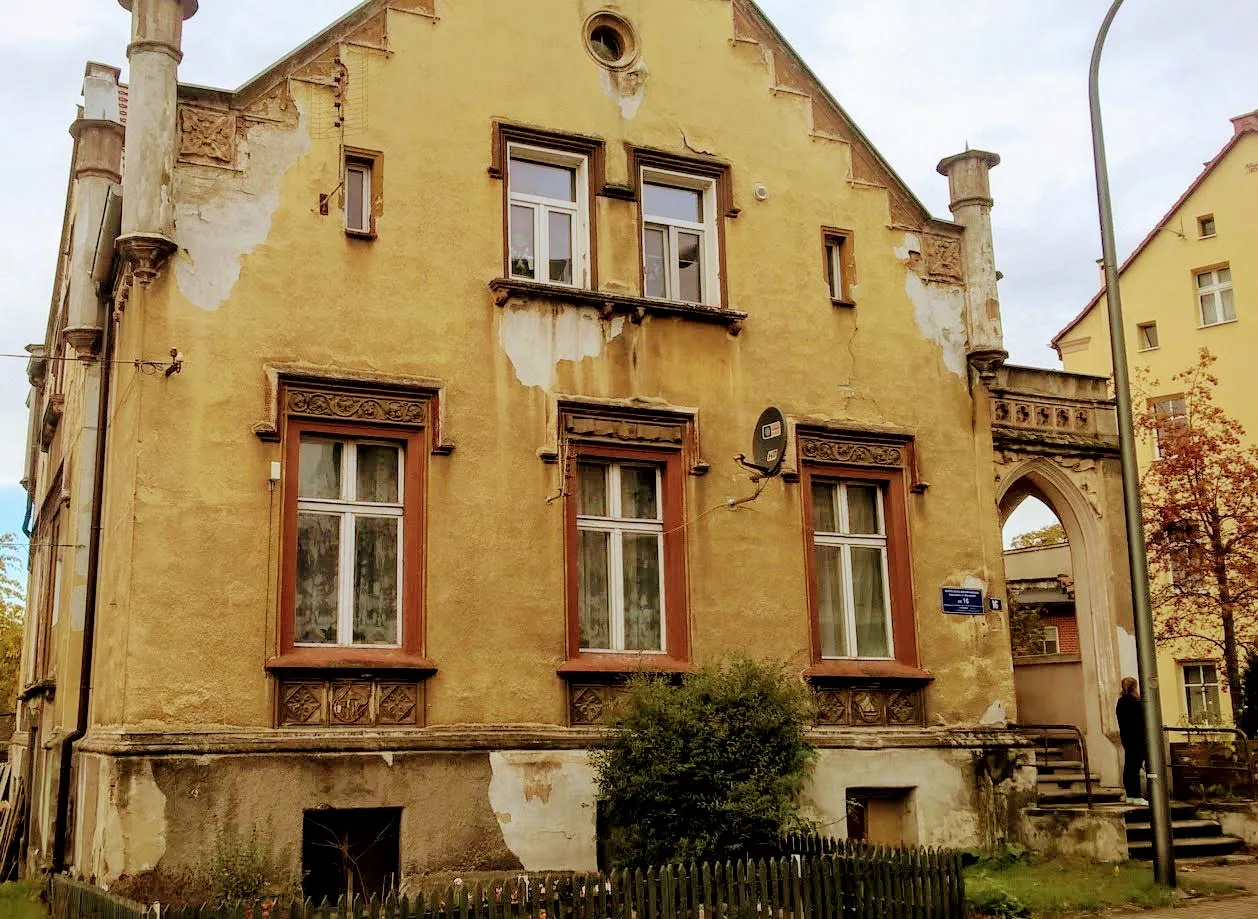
[1106,861,1258,918]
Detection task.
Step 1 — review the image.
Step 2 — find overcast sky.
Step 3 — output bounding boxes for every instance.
[2,0,1255,545]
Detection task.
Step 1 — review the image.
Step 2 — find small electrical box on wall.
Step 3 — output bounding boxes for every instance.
[269,462,282,482]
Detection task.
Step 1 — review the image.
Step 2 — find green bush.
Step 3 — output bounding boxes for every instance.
[202,823,300,905]
[593,655,817,868]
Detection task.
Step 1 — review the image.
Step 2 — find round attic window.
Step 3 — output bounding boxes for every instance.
[584,12,639,70]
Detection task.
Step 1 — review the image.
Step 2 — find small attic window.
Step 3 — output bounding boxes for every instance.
[1198,215,1216,238]
[584,12,638,70]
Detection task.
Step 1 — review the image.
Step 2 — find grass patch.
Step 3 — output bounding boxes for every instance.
[965,856,1239,917]
[0,880,49,919]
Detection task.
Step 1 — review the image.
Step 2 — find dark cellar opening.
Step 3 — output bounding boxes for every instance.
[302,807,402,903]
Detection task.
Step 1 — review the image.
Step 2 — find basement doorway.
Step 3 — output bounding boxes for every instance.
[302,807,402,904]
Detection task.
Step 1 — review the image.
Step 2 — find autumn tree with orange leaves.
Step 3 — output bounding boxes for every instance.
[1136,350,1258,724]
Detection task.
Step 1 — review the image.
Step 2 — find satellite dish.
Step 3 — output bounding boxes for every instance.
[751,407,787,476]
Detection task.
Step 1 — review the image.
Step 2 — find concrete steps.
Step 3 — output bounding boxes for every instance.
[1123,805,1246,861]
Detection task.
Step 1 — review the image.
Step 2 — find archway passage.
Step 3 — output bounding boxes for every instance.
[1002,494,1086,733]
[996,459,1124,787]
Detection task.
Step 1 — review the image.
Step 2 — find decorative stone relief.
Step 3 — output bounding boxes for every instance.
[813,686,924,727]
[991,399,1093,434]
[568,683,629,726]
[278,679,422,727]
[286,386,428,427]
[179,107,236,164]
[922,234,963,281]
[800,438,904,468]
[1051,456,1104,518]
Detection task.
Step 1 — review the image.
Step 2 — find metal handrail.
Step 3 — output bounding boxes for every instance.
[1162,726,1256,799]
[1013,722,1094,809]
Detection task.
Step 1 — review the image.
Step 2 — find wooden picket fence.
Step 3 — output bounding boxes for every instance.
[50,842,965,919]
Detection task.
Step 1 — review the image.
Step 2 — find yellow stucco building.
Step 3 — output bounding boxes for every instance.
[1053,109,1258,730]
[13,0,1144,890]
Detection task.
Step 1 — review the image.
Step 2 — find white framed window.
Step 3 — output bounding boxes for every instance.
[825,236,847,301]
[811,480,894,660]
[1036,625,1061,656]
[295,436,404,648]
[508,144,589,287]
[1153,396,1187,459]
[641,168,720,306]
[1182,662,1222,723]
[1137,322,1159,351]
[576,461,665,653]
[345,160,372,234]
[1197,266,1235,327]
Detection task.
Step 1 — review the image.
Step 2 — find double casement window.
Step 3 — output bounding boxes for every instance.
[641,170,719,306]
[575,460,666,652]
[1197,266,1235,327]
[294,435,406,648]
[1182,662,1222,723]
[508,146,589,287]
[810,479,894,660]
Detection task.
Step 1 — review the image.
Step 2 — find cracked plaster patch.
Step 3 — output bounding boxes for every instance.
[895,234,967,379]
[499,303,626,390]
[173,104,312,311]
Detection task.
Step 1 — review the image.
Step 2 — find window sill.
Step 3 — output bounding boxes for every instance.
[1013,652,1082,665]
[266,649,437,676]
[831,297,856,309]
[489,277,747,334]
[558,654,696,678]
[804,660,933,683]
[1199,319,1239,330]
[345,228,377,241]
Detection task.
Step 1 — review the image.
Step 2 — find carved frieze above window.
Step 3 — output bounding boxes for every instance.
[564,414,684,446]
[285,385,428,428]
[799,438,904,469]
[278,678,422,728]
[178,106,237,166]
[548,400,708,476]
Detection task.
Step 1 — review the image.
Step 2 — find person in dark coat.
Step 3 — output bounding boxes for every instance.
[1116,677,1148,805]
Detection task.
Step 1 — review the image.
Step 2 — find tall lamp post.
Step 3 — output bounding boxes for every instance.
[1088,0,1175,885]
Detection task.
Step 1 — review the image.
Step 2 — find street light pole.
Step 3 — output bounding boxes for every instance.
[1087,0,1176,886]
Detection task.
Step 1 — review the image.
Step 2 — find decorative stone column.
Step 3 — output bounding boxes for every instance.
[115,0,198,284]
[936,150,1007,379]
[64,64,126,356]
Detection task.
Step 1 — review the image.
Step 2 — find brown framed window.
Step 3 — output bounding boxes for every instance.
[564,443,689,668]
[279,418,426,665]
[1152,395,1187,459]
[823,228,855,306]
[801,458,917,672]
[342,147,382,239]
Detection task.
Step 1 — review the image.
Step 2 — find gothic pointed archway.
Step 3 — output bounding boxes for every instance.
[989,366,1137,786]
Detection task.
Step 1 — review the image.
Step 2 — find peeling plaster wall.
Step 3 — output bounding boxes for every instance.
[173,106,311,312]
[1019,808,1128,862]
[499,304,627,390]
[488,751,598,871]
[95,759,168,884]
[895,235,967,378]
[804,748,982,848]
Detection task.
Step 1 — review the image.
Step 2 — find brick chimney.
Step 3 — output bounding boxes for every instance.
[115,0,198,284]
[936,149,1007,379]
[1230,109,1258,136]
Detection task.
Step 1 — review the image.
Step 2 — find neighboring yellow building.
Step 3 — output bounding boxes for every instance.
[1053,109,1258,730]
[15,0,1139,890]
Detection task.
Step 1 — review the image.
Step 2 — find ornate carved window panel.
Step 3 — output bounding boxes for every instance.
[797,425,930,697]
[253,365,454,454]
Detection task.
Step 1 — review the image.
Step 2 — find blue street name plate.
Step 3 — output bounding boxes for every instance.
[941,587,985,615]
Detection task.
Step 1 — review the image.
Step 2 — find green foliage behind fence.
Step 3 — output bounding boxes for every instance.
[49,841,964,919]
